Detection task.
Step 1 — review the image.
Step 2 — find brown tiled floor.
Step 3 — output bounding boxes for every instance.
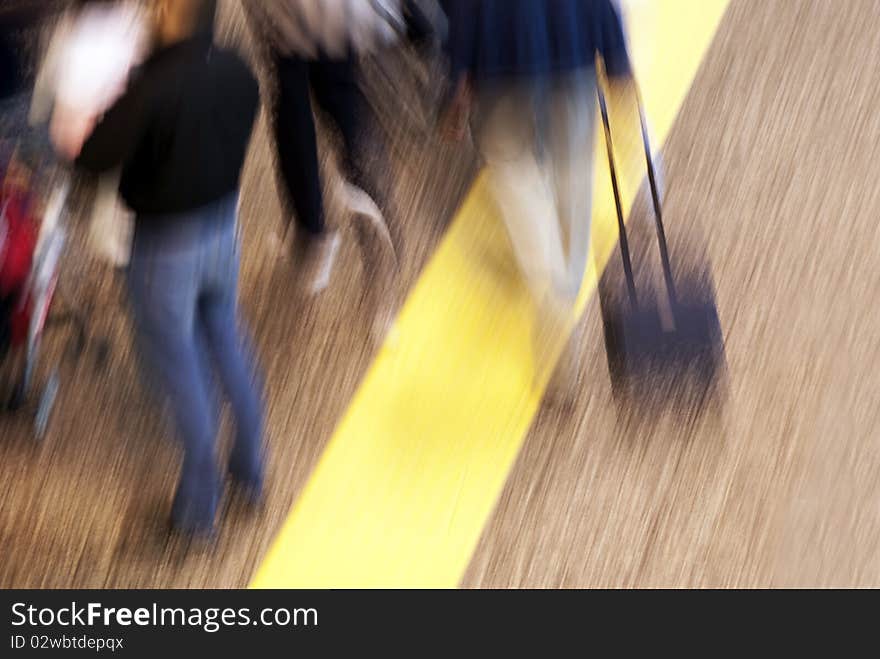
[2,0,878,588]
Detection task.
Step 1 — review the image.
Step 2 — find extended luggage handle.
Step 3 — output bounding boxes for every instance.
[597,76,678,313]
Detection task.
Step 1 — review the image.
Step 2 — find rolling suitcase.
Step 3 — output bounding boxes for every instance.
[597,79,725,402]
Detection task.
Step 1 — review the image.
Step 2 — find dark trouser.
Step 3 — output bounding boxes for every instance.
[1,30,21,101]
[403,0,436,47]
[272,52,381,236]
[128,194,265,532]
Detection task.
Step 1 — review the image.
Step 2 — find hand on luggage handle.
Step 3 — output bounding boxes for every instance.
[597,70,678,313]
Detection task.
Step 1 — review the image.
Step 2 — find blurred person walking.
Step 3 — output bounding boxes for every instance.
[441,0,631,399]
[59,0,266,537]
[242,0,400,299]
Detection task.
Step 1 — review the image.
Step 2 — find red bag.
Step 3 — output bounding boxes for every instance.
[0,187,37,299]
[1,183,38,349]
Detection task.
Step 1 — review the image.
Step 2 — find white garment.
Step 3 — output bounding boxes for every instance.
[476,69,598,375]
[89,170,133,267]
[32,3,149,125]
[477,69,598,305]
[30,2,149,267]
[243,0,403,60]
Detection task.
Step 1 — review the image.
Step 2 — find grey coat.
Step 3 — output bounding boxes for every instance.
[242,0,403,60]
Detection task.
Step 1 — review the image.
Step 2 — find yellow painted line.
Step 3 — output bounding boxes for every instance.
[251,0,731,588]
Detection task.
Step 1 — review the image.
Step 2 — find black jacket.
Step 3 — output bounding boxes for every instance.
[77,35,259,219]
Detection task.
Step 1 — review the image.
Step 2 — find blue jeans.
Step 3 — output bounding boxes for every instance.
[128,194,264,532]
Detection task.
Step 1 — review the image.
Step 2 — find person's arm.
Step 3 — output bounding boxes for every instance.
[72,75,151,174]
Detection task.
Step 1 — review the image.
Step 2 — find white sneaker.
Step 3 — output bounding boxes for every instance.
[293,230,342,296]
[338,181,399,343]
[342,182,397,269]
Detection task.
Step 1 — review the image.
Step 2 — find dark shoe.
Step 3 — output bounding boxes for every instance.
[228,457,265,506]
[165,513,218,557]
[226,480,266,519]
[170,474,220,537]
[227,476,264,509]
[163,518,218,559]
